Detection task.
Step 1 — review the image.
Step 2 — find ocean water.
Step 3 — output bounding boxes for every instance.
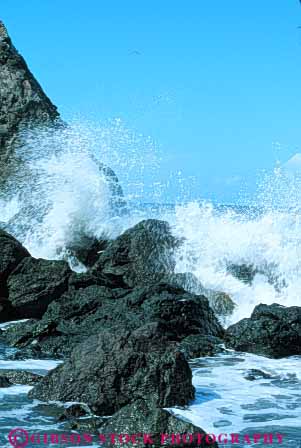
[0,120,300,446]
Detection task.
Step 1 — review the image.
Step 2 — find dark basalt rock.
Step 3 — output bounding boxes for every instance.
[0,369,42,385]
[165,272,236,319]
[0,21,59,187]
[29,326,195,415]
[99,399,218,448]
[179,334,225,359]
[3,282,223,358]
[244,369,274,381]
[227,262,286,292]
[225,303,301,358]
[57,403,90,421]
[0,376,10,387]
[92,219,181,287]
[7,257,72,319]
[67,236,110,268]
[0,229,30,300]
[227,263,257,285]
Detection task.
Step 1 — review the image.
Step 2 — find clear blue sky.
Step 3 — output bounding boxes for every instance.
[2,0,301,203]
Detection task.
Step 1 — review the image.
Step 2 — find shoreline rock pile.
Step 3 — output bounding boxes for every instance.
[1,19,301,448]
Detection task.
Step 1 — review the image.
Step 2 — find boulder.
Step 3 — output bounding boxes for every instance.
[29,326,195,415]
[3,282,224,358]
[0,376,10,387]
[0,229,30,300]
[7,257,72,319]
[99,399,218,448]
[92,220,181,287]
[225,303,301,358]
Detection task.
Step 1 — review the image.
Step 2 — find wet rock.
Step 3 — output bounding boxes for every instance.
[227,263,256,285]
[29,326,195,415]
[165,272,236,318]
[7,257,72,319]
[0,369,42,385]
[57,403,90,421]
[179,334,225,359]
[0,230,30,300]
[92,220,181,287]
[67,236,110,268]
[0,376,11,387]
[244,369,274,381]
[99,399,218,448]
[226,303,301,358]
[4,282,223,358]
[227,262,286,292]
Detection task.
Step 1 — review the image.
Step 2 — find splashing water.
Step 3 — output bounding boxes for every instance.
[172,200,301,323]
[0,117,301,324]
[0,118,160,260]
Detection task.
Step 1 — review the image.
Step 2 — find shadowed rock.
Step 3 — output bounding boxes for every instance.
[99,399,218,447]
[92,220,181,287]
[29,326,195,415]
[7,257,71,319]
[0,229,30,302]
[226,303,301,358]
[4,281,224,359]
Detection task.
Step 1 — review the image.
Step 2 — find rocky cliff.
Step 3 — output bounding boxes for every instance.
[0,21,59,187]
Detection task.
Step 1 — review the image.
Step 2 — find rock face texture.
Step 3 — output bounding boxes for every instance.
[0,21,59,186]
[29,327,195,415]
[0,229,30,300]
[4,280,224,359]
[99,399,218,448]
[7,257,71,319]
[226,303,301,358]
[92,219,180,287]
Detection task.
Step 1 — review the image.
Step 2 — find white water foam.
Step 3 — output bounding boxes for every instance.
[171,350,301,434]
[0,118,159,261]
[172,200,301,324]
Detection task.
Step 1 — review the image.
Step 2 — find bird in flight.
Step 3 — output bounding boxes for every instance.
[128,50,142,56]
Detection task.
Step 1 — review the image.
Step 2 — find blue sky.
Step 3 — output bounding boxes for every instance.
[2,0,301,203]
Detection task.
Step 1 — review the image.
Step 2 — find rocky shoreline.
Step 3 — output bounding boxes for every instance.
[0,219,301,446]
[1,20,301,448]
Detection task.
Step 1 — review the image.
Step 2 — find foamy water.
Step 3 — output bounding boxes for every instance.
[0,119,301,445]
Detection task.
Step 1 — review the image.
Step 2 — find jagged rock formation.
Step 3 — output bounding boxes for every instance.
[0,21,59,187]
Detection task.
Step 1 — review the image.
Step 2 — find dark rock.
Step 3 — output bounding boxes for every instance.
[227,263,256,285]
[165,273,236,318]
[57,403,90,421]
[226,303,301,358]
[179,334,225,359]
[29,326,195,415]
[92,220,181,287]
[0,229,30,300]
[227,262,286,292]
[99,399,218,448]
[4,282,223,358]
[0,297,17,322]
[7,257,71,319]
[0,369,42,385]
[0,376,10,387]
[67,236,110,268]
[0,21,59,187]
[244,369,274,381]
[64,416,106,432]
